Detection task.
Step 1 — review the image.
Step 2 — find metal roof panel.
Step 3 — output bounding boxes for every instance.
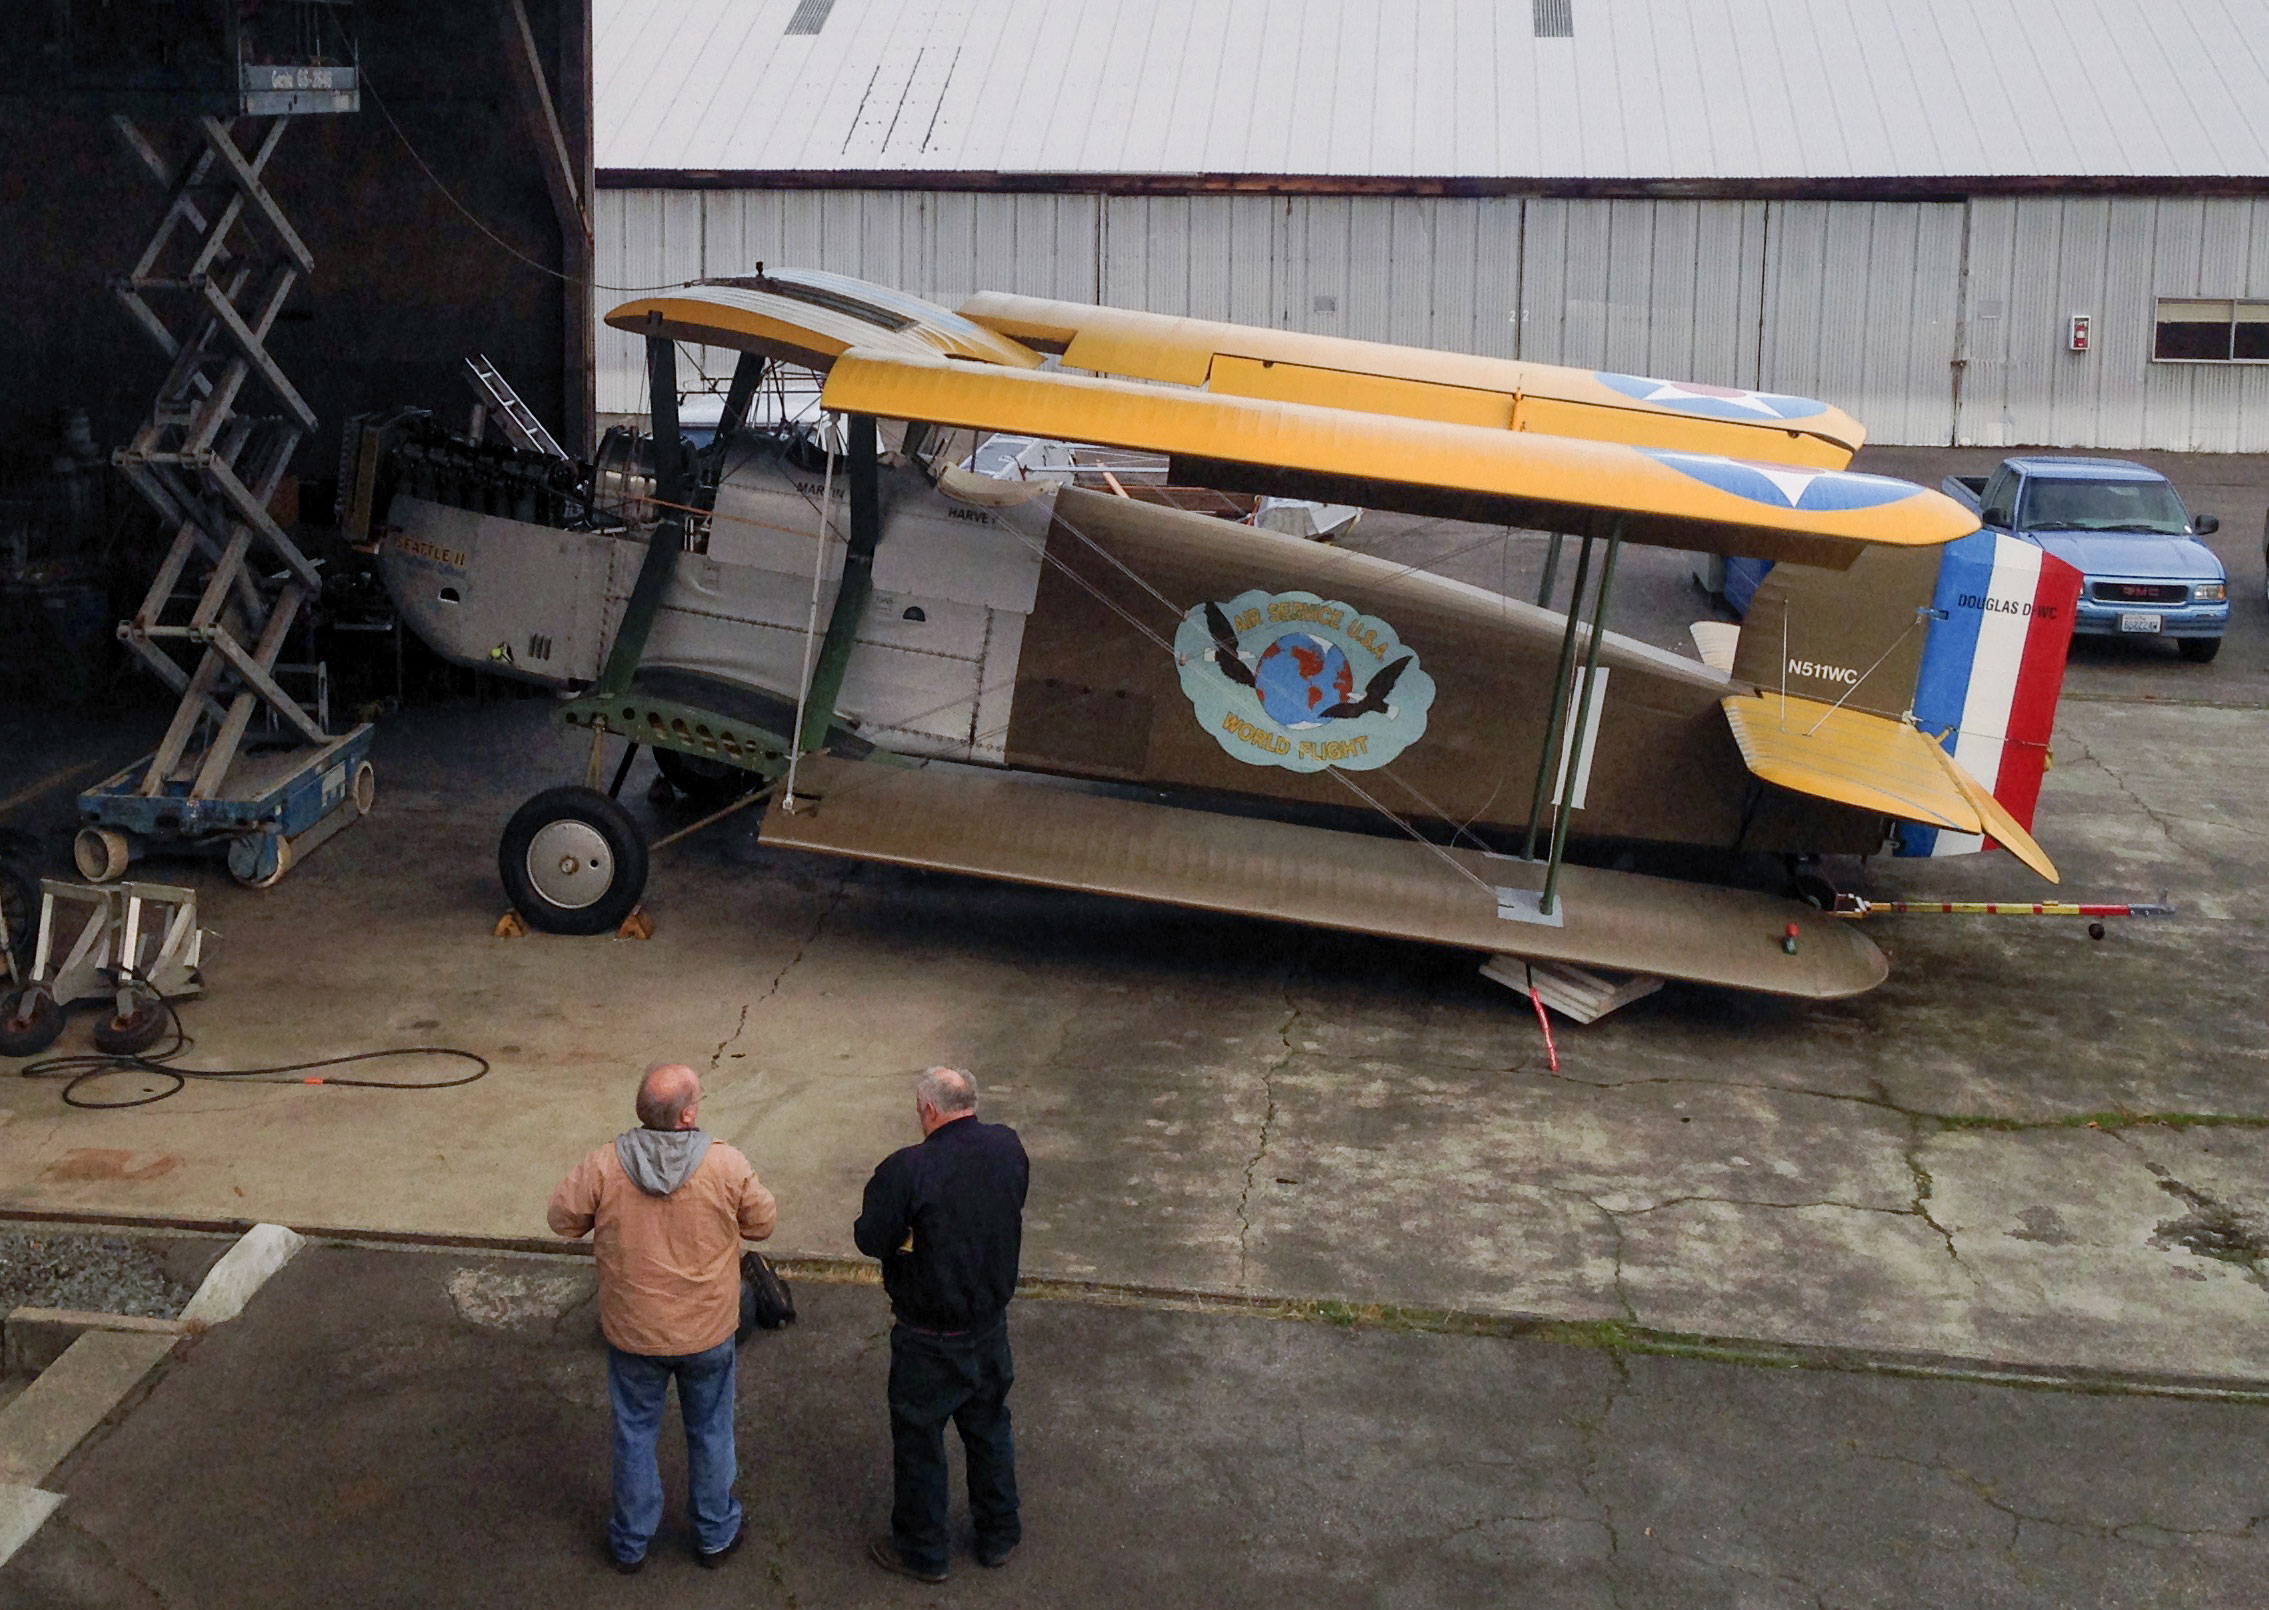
[594,0,2269,179]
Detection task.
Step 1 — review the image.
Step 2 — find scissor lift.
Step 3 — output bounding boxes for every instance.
[70,9,372,887]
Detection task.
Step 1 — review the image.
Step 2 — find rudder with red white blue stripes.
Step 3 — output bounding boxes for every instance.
[1897,532,2082,859]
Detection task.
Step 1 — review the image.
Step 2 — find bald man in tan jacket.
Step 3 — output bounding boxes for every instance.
[549,1062,777,1573]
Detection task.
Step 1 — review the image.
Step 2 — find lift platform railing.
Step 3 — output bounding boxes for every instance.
[109,110,336,802]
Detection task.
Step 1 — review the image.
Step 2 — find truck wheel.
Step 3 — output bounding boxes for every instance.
[653,747,751,805]
[499,785,648,935]
[0,987,64,1059]
[2178,637,2222,664]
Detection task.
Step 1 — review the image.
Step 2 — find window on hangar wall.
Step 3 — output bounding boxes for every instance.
[2153,298,2269,363]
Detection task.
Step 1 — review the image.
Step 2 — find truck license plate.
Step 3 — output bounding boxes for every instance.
[2119,611,2162,634]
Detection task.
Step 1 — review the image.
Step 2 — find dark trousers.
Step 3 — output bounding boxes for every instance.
[888,1318,1020,1572]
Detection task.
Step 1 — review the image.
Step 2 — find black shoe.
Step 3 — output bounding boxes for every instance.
[697,1526,745,1569]
[976,1539,1018,1569]
[611,1552,645,1576]
[867,1535,947,1584]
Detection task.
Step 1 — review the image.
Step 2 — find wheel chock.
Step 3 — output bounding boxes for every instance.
[616,907,654,941]
[494,909,530,938]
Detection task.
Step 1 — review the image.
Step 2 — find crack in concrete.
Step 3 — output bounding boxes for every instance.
[51,1512,175,1609]
[1903,1126,1979,1287]
[716,869,855,1070]
[1861,1449,2269,1550]
[1533,1061,2269,1140]
[1233,989,1300,1290]
[1568,1192,1639,1324]
[709,1003,751,1072]
[1569,1357,1630,1608]
[1646,1538,1857,1610]
[2068,740,2190,850]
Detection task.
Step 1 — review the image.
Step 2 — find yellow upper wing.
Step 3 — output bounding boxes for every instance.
[820,349,1972,567]
[605,270,1043,374]
[961,292,1864,467]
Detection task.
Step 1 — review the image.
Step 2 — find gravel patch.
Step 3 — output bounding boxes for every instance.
[0,1233,198,1319]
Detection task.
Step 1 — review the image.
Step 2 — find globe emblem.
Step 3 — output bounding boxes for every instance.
[1253,631,1354,729]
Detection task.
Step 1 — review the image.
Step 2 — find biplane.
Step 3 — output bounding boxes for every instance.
[349,268,2091,1019]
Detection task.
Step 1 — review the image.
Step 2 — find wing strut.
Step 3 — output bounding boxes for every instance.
[1515,518,1626,919]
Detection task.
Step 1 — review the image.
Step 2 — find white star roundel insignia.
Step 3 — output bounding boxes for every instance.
[1595,372,1830,423]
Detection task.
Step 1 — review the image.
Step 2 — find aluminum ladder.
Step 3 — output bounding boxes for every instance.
[465,353,569,461]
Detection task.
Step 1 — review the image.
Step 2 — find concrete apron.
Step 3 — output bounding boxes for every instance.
[0,691,2263,1385]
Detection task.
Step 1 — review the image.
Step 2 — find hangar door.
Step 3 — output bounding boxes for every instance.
[1759,202,1966,448]
[1515,199,1964,444]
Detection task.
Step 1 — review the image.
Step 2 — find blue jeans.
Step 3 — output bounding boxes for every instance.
[606,1337,741,1563]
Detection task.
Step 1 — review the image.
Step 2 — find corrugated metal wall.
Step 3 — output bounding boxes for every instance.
[1960,197,2269,451]
[600,188,2269,450]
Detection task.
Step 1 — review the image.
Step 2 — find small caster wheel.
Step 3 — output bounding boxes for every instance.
[92,994,169,1057]
[2088,921,2107,941]
[0,986,65,1058]
[228,833,294,889]
[498,785,649,936]
[647,775,677,807]
[74,827,131,884]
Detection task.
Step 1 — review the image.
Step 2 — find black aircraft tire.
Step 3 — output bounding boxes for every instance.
[0,987,64,1059]
[92,998,169,1057]
[653,747,752,805]
[2178,636,2222,664]
[499,786,649,936]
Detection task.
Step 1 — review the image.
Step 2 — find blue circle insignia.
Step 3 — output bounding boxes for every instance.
[1595,372,1831,423]
[1174,589,1435,773]
[1640,450,1920,512]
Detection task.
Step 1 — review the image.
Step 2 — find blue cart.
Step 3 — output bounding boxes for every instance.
[76,725,376,888]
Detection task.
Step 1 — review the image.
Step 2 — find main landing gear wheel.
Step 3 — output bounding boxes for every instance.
[499,785,649,936]
[0,986,64,1059]
[652,748,748,806]
[92,995,169,1057]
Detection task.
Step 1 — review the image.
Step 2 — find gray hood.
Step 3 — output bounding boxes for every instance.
[615,1127,714,1195]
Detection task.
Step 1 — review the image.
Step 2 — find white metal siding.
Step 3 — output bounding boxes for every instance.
[1761,202,1966,447]
[600,188,2269,449]
[1519,200,1765,386]
[1960,196,2269,451]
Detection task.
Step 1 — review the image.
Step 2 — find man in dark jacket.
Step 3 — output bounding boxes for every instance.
[854,1066,1030,1583]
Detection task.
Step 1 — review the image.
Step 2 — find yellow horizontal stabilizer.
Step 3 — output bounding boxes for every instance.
[606,271,1041,373]
[1929,742,2060,884]
[960,291,1864,467]
[1720,693,1982,833]
[821,349,1972,565]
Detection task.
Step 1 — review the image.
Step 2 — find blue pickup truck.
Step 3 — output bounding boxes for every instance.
[1941,458,2228,663]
